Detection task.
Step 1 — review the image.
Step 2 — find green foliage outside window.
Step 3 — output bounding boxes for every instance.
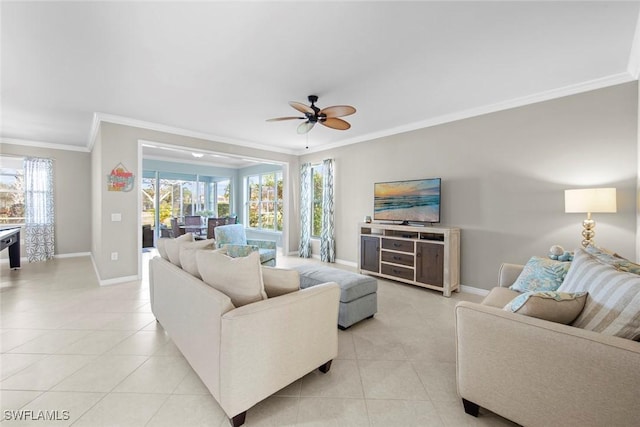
[247,172,283,231]
[312,166,323,237]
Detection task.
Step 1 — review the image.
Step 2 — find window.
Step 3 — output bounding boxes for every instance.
[141,172,232,236]
[246,171,283,231]
[311,164,323,237]
[0,156,25,225]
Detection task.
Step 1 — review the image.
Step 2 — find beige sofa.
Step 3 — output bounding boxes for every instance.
[149,256,341,427]
[455,263,640,427]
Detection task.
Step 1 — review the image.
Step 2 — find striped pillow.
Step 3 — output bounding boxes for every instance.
[558,248,640,340]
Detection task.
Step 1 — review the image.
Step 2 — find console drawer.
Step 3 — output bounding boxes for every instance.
[381,251,414,267]
[381,238,414,253]
[382,264,414,281]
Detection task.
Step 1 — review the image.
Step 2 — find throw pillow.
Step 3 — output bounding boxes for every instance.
[503,291,588,324]
[179,239,216,278]
[197,250,266,307]
[157,238,169,260]
[509,256,571,293]
[558,248,640,340]
[585,244,640,275]
[261,266,300,298]
[164,233,195,267]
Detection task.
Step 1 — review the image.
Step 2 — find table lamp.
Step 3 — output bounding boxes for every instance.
[564,188,616,247]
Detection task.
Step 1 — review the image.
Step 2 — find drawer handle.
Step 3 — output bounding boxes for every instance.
[393,243,401,247]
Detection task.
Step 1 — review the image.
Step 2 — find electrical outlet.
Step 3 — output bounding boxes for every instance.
[111,252,118,261]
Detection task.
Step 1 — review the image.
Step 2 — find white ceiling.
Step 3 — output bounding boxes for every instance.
[2,1,640,156]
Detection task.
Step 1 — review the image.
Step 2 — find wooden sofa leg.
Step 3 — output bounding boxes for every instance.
[230,411,246,427]
[462,398,480,417]
[318,360,332,373]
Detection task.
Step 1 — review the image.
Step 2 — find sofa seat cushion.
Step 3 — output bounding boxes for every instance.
[558,248,640,340]
[197,250,266,307]
[293,265,377,303]
[503,291,588,324]
[509,256,571,293]
[482,287,521,308]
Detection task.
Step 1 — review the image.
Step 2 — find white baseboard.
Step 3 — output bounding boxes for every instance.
[1,252,90,265]
[98,275,140,286]
[460,285,490,296]
[90,253,140,286]
[55,252,91,259]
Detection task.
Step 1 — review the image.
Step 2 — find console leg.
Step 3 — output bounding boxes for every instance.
[230,411,246,427]
[462,399,479,417]
[318,360,332,373]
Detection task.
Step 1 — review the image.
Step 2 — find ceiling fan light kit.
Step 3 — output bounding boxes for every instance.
[267,95,356,134]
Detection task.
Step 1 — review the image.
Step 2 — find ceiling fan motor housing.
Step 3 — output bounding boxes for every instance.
[307,95,324,122]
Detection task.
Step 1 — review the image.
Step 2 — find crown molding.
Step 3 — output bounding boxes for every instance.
[89,112,297,155]
[0,137,90,153]
[627,10,640,79]
[297,72,637,155]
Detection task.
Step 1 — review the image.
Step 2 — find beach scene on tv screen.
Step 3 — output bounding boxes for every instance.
[374,179,440,222]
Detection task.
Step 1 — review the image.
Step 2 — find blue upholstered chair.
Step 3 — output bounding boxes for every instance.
[214,224,277,267]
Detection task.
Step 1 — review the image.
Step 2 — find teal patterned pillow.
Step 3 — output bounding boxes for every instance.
[585,244,640,275]
[509,256,571,293]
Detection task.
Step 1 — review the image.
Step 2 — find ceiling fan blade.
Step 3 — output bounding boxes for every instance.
[297,121,315,134]
[290,101,314,114]
[266,116,305,122]
[320,105,356,118]
[321,117,351,131]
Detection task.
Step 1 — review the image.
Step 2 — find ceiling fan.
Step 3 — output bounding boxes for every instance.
[267,95,356,134]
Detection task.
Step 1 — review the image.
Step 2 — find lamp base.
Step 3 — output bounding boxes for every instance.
[581,217,595,248]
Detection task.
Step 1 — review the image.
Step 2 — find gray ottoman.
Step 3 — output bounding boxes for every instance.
[293,265,377,329]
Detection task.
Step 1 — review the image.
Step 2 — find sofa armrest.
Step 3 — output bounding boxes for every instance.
[219,282,340,418]
[455,301,640,427]
[498,263,523,288]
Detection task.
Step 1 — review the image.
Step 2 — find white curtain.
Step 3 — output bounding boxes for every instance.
[24,157,55,262]
[320,158,335,263]
[299,162,312,258]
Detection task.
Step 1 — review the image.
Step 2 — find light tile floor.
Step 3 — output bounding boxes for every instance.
[1,253,519,426]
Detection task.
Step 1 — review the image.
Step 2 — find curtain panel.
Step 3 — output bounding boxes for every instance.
[320,158,335,263]
[24,157,55,262]
[299,162,312,258]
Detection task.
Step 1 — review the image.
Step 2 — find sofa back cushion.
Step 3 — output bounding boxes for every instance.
[585,244,640,275]
[179,239,216,278]
[558,248,640,340]
[163,233,195,266]
[197,249,266,307]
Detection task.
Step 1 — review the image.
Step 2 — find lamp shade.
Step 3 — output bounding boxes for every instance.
[564,188,617,213]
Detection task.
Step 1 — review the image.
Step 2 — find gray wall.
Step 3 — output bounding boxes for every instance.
[92,123,298,282]
[1,143,92,256]
[300,82,638,290]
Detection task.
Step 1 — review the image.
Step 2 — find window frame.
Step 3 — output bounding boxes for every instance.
[0,156,25,225]
[245,171,283,232]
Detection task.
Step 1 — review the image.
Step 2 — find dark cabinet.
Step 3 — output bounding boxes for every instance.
[360,236,380,273]
[416,242,444,286]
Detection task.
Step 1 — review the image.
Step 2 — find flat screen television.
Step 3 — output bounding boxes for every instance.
[374,178,441,224]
